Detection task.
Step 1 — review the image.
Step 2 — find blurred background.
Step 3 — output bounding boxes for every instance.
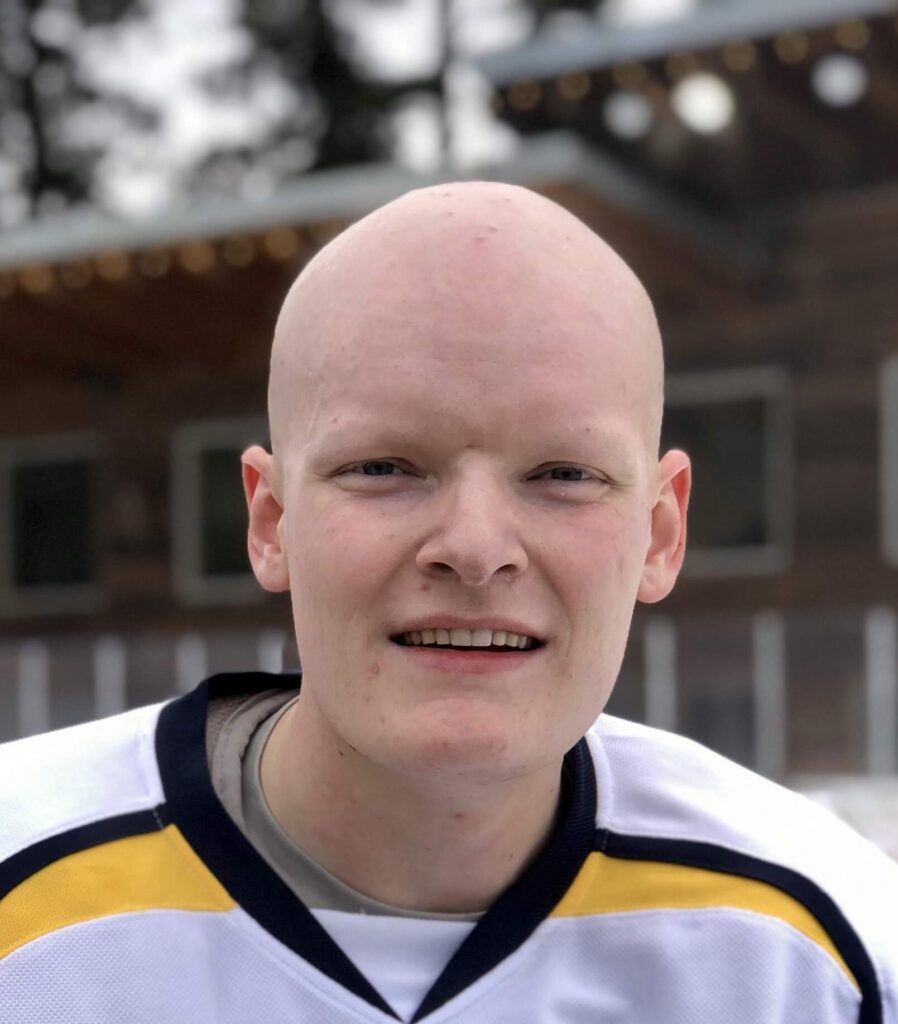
[1,0,897,856]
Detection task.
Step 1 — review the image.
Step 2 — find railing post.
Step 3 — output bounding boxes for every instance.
[17,640,50,738]
[644,617,677,732]
[257,630,286,674]
[94,636,127,719]
[752,610,787,780]
[175,633,208,693]
[864,606,898,775]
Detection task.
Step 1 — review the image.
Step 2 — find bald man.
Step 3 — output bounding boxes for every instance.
[1,184,896,1024]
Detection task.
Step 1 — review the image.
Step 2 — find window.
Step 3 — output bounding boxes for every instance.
[172,417,268,604]
[663,367,791,576]
[0,434,100,615]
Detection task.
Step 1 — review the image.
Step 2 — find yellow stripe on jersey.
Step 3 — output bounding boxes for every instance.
[551,851,857,990]
[0,824,236,960]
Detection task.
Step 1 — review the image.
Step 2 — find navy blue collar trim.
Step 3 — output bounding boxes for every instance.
[156,672,398,1019]
[598,830,883,1024]
[412,736,597,1021]
[155,672,598,1023]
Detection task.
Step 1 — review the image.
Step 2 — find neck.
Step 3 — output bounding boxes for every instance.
[260,694,564,914]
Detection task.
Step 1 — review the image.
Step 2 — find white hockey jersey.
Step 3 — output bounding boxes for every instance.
[1,672,897,1023]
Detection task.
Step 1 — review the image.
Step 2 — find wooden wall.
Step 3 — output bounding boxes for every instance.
[3,179,898,636]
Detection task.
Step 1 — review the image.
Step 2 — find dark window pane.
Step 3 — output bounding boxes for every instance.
[662,398,767,548]
[201,448,249,577]
[13,460,94,587]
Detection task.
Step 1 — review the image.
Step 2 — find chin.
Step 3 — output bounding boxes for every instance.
[384,713,552,783]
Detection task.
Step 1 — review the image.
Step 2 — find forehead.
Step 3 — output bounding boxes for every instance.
[298,286,652,471]
[273,185,661,461]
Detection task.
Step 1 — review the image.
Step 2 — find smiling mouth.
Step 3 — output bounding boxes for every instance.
[390,627,544,652]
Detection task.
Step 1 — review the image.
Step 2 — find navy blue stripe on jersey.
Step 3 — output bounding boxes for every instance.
[155,672,399,1020]
[599,830,883,1024]
[0,807,166,901]
[411,737,597,1022]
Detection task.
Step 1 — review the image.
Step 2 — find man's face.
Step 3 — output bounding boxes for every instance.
[269,212,677,785]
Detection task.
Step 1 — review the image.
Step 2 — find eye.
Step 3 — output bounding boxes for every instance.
[531,465,599,483]
[357,460,400,476]
[545,466,590,482]
[339,459,418,480]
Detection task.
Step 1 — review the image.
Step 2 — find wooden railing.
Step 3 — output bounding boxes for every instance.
[2,607,897,781]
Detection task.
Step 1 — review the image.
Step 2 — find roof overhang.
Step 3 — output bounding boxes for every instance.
[478,0,897,86]
[0,133,758,275]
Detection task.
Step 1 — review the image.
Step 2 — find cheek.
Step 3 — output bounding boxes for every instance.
[286,501,401,635]
[556,511,647,608]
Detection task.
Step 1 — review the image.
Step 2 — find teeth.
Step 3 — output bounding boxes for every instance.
[400,628,537,650]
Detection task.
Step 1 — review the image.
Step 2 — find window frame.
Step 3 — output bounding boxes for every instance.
[172,416,268,605]
[664,366,792,577]
[0,432,102,616]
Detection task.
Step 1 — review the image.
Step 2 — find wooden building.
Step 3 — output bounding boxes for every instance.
[2,0,898,792]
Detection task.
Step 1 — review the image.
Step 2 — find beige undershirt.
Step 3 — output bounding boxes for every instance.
[206,687,481,922]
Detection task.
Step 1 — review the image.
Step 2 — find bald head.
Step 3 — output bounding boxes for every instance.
[268,182,663,472]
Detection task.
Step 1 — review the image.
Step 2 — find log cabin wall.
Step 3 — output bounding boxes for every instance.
[0,239,302,640]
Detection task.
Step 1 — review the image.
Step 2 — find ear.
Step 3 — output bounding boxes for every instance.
[242,445,290,593]
[637,449,691,604]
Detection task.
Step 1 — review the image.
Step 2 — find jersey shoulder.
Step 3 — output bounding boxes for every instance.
[589,714,898,971]
[591,713,892,862]
[0,702,167,875]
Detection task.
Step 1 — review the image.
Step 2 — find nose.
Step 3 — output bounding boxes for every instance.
[415,470,529,587]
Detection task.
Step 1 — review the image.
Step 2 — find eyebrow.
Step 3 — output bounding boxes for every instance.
[305,424,420,456]
[306,422,645,473]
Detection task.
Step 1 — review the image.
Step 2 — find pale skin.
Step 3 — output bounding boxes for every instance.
[242,182,691,914]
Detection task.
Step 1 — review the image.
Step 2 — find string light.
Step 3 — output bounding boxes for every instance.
[95,252,130,282]
[812,52,868,106]
[722,41,757,72]
[264,227,300,261]
[612,62,647,89]
[311,221,342,246]
[222,236,256,268]
[671,73,735,133]
[666,52,700,81]
[603,90,654,140]
[835,19,870,50]
[20,264,54,295]
[59,260,92,289]
[556,72,591,102]
[507,80,542,112]
[139,250,171,278]
[774,31,809,63]
[179,241,216,274]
